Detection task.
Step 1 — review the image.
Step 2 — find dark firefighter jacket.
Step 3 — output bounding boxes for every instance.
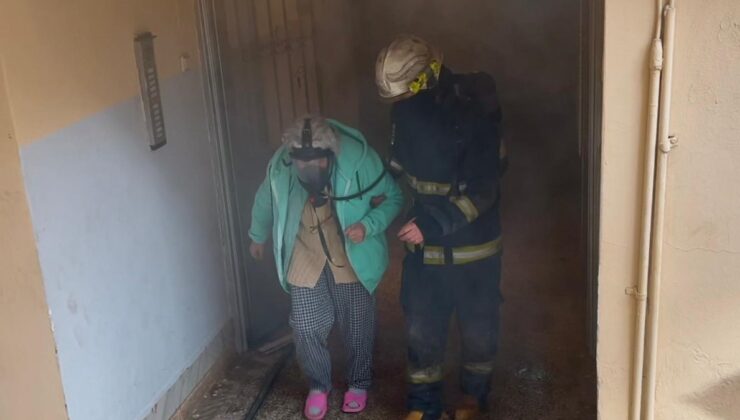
[390,67,507,251]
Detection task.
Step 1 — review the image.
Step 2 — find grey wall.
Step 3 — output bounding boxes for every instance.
[312,0,361,127]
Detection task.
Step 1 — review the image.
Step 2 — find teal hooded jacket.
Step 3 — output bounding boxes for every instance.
[248,119,403,293]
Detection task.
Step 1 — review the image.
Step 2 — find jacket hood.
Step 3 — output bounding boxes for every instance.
[327,119,368,179]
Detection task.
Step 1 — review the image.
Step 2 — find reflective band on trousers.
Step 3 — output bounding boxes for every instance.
[408,365,445,384]
[406,237,503,265]
[463,360,495,375]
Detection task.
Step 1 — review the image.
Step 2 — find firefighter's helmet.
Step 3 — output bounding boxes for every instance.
[375,35,443,101]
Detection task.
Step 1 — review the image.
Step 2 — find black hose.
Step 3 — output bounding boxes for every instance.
[242,345,295,420]
[326,169,387,202]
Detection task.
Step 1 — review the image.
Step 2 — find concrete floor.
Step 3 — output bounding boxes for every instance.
[184,119,597,419]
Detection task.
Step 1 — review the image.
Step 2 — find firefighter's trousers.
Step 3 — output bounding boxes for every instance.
[401,250,503,419]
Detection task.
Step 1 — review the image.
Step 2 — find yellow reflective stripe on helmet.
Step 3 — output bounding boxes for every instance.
[499,139,507,159]
[430,60,442,79]
[450,196,479,222]
[408,365,444,384]
[408,60,442,94]
[408,72,428,95]
[463,361,495,375]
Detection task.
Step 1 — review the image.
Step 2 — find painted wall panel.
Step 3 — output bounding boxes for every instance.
[20,70,229,420]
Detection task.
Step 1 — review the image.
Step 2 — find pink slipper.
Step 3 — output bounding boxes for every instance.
[304,390,329,420]
[342,389,368,413]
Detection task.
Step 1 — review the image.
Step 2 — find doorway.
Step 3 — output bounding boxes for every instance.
[197,0,601,417]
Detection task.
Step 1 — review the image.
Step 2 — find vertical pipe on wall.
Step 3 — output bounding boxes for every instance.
[629,2,664,419]
[630,1,678,418]
[643,1,677,418]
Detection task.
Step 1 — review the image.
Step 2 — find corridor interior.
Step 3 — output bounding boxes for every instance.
[185,0,598,418]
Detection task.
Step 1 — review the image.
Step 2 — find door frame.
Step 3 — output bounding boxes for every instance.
[578,0,604,357]
[195,0,250,352]
[196,0,605,356]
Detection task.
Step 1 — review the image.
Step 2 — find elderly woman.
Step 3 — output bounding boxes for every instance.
[248,115,402,419]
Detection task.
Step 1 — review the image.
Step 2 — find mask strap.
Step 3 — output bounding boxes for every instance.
[301,118,312,148]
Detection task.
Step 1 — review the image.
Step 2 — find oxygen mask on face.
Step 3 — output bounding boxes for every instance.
[294,158,332,206]
[290,119,335,207]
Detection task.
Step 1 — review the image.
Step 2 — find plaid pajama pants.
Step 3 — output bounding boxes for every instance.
[289,264,376,392]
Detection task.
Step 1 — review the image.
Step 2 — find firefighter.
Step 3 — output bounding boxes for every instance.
[375,35,507,420]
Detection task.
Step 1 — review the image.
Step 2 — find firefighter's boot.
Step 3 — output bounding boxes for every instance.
[453,396,484,420]
[405,411,425,420]
[405,411,452,420]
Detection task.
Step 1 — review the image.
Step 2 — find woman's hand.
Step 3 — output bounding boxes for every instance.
[345,223,367,244]
[249,241,265,260]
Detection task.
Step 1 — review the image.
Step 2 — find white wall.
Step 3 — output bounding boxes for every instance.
[599,1,740,419]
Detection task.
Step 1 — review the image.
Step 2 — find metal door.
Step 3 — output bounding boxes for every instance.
[202,0,322,347]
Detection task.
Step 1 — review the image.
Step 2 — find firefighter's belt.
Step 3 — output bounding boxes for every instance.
[406,237,502,265]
